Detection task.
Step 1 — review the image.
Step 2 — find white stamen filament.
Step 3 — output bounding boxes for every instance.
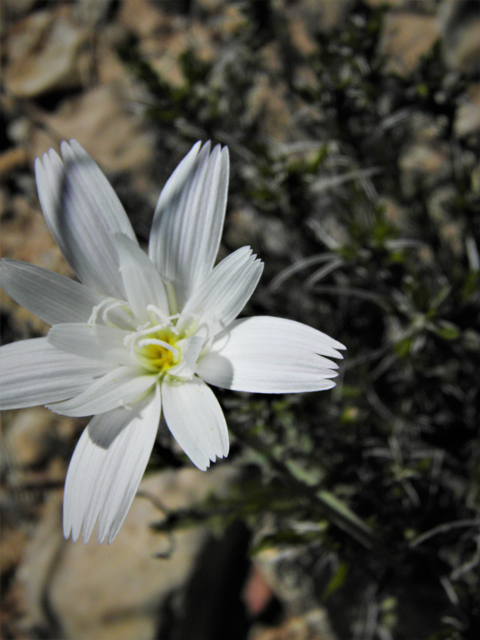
[88,298,131,328]
[88,293,214,378]
[145,304,168,324]
[137,338,179,357]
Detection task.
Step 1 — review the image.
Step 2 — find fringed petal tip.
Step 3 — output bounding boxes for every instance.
[196,316,345,394]
[162,377,229,472]
[62,387,161,544]
[149,141,230,308]
[35,139,136,299]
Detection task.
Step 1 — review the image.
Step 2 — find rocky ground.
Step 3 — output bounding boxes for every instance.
[1,1,479,639]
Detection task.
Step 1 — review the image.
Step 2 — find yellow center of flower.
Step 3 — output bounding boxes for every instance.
[89,298,203,380]
[134,328,181,374]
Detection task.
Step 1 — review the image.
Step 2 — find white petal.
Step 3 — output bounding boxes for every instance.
[196,316,345,394]
[64,404,137,543]
[0,338,111,409]
[47,323,132,365]
[35,140,137,297]
[182,335,205,372]
[162,377,229,470]
[148,142,230,310]
[114,234,168,323]
[0,259,103,325]
[63,385,161,544]
[180,247,263,333]
[47,366,156,417]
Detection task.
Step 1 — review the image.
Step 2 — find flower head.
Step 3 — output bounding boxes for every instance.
[0,140,345,544]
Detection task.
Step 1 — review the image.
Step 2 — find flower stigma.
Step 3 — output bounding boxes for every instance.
[133,328,180,374]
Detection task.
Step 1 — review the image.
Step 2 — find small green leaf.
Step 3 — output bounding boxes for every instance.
[433,321,460,341]
[429,285,452,312]
[322,561,349,599]
[316,490,373,544]
[394,337,412,357]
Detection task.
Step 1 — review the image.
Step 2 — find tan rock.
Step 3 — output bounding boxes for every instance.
[16,492,65,632]
[31,84,153,176]
[190,21,219,65]
[4,8,90,98]
[89,21,133,85]
[246,75,294,143]
[118,0,166,39]
[455,84,480,138]
[289,16,318,57]
[0,189,69,335]
[148,29,190,89]
[263,217,290,257]
[249,611,335,640]
[4,408,55,468]
[0,527,29,582]
[221,4,247,36]
[440,0,480,74]
[143,17,222,89]
[261,42,283,75]
[364,0,423,6]
[294,65,321,93]
[0,147,28,178]
[288,0,354,35]
[378,196,410,233]
[379,13,440,76]
[427,186,464,256]
[399,142,451,198]
[408,112,444,144]
[18,467,237,640]
[0,186,7,219]
[226,207,264,249]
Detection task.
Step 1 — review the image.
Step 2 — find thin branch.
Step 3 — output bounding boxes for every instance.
[410,519,480,548]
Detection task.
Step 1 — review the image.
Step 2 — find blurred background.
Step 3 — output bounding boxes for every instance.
[1,0,479,638]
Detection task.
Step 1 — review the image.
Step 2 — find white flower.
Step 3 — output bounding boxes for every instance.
[0,140,345,544]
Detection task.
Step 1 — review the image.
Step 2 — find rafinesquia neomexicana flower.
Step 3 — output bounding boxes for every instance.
[0,140,345,544]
